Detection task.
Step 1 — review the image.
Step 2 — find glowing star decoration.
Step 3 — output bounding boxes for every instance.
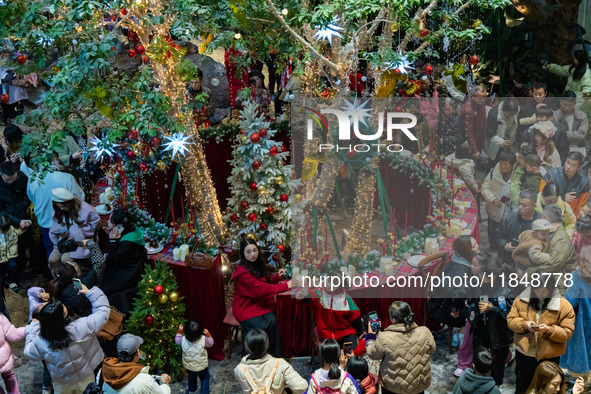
[37,35,55,48]
[384,53,414,74]
[88,135,120,160]
[312,19,344,45]
[162,133,192,159]
[342,98,373,127]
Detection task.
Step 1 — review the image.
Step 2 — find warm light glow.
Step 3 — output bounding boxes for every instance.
[281,8,288,15]
[234,33,241,39]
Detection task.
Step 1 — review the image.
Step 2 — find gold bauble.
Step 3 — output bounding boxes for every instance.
[169,292,179,302]
[275,176,283,185]
[156,160,167,171]
[158,294,168,304]
[246,232,256,240]
[294,193,303,203]
[472,19,483,28]
[239,135,248,144]
[390,22,399,32]
[257,185,266,194]
[178,113,187,122]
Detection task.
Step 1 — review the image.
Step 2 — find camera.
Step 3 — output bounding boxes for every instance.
[152,375,163,384]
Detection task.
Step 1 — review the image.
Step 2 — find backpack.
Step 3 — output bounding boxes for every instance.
[309,371,350,394]
[241,359,281,394]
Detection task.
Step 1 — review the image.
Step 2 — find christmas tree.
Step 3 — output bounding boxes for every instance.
[127,261,186,381]
[225,101,303,259]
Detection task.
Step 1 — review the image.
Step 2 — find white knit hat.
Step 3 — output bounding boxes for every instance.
[51,188,75,203]
[532,219,553,231]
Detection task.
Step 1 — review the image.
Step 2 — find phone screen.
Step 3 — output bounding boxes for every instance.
[72,278,83,291]
[368,311,380,332]
[116,225,124,233]
[343,342,353,355]
[480,295,488,303]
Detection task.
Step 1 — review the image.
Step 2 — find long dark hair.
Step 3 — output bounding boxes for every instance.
[389,301,415,328]
[320,338,342,380]
[244,329,269,360]
[39,300,71,350]
[570,50,589,82]
[453,235,475,262]
[110,208,135,235]
[239,239,271,279]
[528,279,557,312]
[3,124,23,154]
[48,262,79,300]
[346,356,368,394]
[52,199,82,228]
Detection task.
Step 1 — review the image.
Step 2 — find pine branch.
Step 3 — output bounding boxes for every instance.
[261,0,338,71]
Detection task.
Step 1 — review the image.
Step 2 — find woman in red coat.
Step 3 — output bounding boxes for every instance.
[231,239,294,357]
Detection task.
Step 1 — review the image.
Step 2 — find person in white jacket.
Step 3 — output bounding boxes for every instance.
[175,321,214,393]
[234,329,308,394]
[482,150,515,251]
[99,333,171,394]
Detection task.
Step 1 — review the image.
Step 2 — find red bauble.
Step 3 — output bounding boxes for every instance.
[121,7,127,15]
[266,206,274,214]
[278,244,286,253]
[135,45,145,55]
[141,55,148,63]
[239,129,244,134]
[150,137,160,147]
[250,182,257,191]
[145,315,154,325]
[259,129,267,137]
[248,213,257,222]
[0,94,8,104]
[127,30,139,42]
[127,151,136,158]
[240,201,249,210]
[425,65,434,75]
[470,55,479,65]
[250,133,261,143]
[111,15,117,22]
[16,55,27,65]
[270,147,279,156]
[394,69,402,76]
[272,254,279,262]
[128,49,137,58]
[281,146,287,153]
[398,89,404,95]
[260,223,267,230]
[140,163,148,172]
[252,161,261,170]
[111,46,116,52]
[128,129,139,139]
[231,214,239,222]
[279,194,288,202]
[154,285,164,295]
[420,29,429,38]
[347,151,355,159]
[394,106,403,112]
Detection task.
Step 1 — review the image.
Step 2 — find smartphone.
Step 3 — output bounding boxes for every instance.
[116,224,124,233]
[511,238,519,247]
[72,278,83,291]
[530,324,539,329]
[480,295,489,303]
[82,152,88,161]
[343,342,353,356]
[368,311,380,333]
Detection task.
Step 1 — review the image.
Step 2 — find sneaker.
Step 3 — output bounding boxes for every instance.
[42,387,54,394]
[8,283,19,291]
[454,368,464,377]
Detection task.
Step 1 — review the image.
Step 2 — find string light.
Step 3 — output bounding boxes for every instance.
[234,33,241,39]
[281,8,288,15]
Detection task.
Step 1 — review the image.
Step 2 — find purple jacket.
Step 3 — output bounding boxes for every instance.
[49,201,100,259]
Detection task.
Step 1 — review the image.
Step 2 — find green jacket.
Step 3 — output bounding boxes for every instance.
[521,171,542,195]
[55,135,81,168]
[548,64,591,97]
[510,165,524,203]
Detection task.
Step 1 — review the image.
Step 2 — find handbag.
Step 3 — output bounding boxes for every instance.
[98,307,124,341]
[184,252,214,269]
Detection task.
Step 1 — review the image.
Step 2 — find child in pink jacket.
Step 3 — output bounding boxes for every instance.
[0,313,25,393]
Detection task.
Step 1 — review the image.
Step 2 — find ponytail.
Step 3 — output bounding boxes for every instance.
[320,338,342,380]
[328,362,341,380]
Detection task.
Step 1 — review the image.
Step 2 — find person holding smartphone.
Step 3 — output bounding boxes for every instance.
[507,280,575,394]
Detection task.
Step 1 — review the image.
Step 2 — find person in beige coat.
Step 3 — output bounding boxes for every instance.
[507,285,575,394]
[234,330,307,394]
[366,301,435,394]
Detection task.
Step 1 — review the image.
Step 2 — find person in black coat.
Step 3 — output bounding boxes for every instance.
[100,209,146,318]
[436,98,464,156]
[470,254,514,386]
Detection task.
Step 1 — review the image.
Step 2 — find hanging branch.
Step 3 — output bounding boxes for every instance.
[262,0,339,71]
[399,0,438,53]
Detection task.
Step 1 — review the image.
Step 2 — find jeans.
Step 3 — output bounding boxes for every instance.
[188,368,210,393]
[0,370,19,393]
[39,228,53,278]
[42,361,52,389]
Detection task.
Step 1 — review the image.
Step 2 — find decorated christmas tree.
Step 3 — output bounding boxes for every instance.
[225,101,303,259]
[127,261,186,381]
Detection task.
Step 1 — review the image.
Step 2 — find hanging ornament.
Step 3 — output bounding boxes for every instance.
[140,163,148,172]
[257,185,266,194]
[239,129,244,134]
[239,135,248,144]
[135,45,145,55]
[252,161,261,170]
[248,213,257,222]
[425,65,434,75]
[472,19,483,28]
[128,128,139,139]
[0,94,8,104]
[278,244,286,253]
[121,7,127,15]
[141,55,148,63]
[246,232,255,240]
[272,255,279,262]
[250,182,257,191]
[127,150,136,159]
[154,285,164,295]
[260,223,267,230]
[156,160,166,171]
[169,292,179,302]
[420,30,429,38]
[270,147,279,156]
[158,294,168,304]
[266,206,274,215]
[397,89,405,96]
[390,22,399,32]
[279,194,288,202]
[470,55,480,65]
[127,30,139,42]
[150,137,160,147]
[241,201,249,210]
[259,129,267,137]
[281,146,287,153]
[231,214,239,222]
[294,193,303,203]
[250,133,261,143]
[16,55,27,64]
[128,49,137,58]
[275,176,283,185]
[145,315,154,325]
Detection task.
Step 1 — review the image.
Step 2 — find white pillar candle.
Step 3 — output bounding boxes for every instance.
[291,267,301,277]
[339,266,348,273]
[173,247,181,261]
[179,244,190,261]
[385,264,394,276]
[348,265,356,278]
